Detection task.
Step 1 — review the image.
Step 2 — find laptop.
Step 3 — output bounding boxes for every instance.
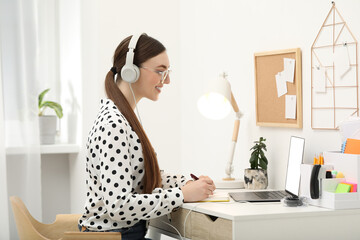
[229,136,305,202]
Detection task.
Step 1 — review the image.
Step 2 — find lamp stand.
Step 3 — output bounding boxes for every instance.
[216,91,245,189]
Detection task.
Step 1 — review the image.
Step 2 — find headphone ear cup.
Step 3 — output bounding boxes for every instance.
[121,64,140,83]
[133,64,140,82]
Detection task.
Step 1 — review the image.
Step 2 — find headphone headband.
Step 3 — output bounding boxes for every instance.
[121,33,145,83]
[124,33,143,67]
[128,33,142,50]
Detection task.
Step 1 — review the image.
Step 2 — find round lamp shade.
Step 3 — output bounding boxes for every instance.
[197,75,232,120]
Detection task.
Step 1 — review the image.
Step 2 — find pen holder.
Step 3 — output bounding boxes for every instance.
[300,164,333,199]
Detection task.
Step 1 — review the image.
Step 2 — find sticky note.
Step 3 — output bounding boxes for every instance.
[343,182,357,192]
[335,183,351,193]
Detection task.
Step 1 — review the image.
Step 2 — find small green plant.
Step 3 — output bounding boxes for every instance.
[249,137,268,170]
[38,89,63,118]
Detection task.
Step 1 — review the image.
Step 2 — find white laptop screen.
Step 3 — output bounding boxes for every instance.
[285,136,305,195]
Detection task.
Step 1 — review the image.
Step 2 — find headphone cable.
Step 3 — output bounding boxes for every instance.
[128,83,143,126]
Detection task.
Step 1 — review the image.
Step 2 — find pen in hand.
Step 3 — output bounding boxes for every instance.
[190,173,199,181]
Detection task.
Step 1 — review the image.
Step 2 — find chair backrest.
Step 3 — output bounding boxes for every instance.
[10,196,122,240]
[10,196,48,240]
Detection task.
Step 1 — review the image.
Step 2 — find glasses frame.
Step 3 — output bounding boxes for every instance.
[140,66,171,84]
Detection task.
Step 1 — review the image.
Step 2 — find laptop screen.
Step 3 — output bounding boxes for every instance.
[285,136,305,195]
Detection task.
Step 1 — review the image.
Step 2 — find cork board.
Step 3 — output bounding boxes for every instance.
[254,48,302,128]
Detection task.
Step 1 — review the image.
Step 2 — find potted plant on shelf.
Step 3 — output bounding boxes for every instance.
[244,137,268,189]
[38,89,63,144]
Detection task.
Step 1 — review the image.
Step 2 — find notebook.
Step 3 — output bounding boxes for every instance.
[344,138,360,154]
[198,191,230,202]
[229,136,305,202]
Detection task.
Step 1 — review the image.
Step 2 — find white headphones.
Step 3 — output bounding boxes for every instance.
[120,33,144,83]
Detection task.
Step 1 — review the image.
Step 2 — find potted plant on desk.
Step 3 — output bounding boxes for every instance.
[244,137,268,189]
[38,89,63,144]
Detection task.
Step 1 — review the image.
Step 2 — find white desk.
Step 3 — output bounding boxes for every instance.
[148,190,360,240]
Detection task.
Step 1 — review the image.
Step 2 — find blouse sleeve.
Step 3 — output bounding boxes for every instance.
[95,122,184,223]
[161,172,187,189]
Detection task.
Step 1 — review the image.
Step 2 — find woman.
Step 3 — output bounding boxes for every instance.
[78,33,215,239]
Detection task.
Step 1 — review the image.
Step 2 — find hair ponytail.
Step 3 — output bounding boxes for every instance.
[105,35,165,194]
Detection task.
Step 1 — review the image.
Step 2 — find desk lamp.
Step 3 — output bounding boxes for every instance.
[197,73,244,188]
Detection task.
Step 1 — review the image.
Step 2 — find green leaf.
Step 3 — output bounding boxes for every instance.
[251,151,257,156]
[262,155,268,165]
[38,89,50,108]
[259,151,268,164]
[40,101,63,118]
[259,158,267,170]
[259,150,264,157]
[250,161,257,169]
[249,154,256,164]
[249,154,258,169]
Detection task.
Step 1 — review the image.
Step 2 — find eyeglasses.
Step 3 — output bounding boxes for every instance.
[140,66,171,84]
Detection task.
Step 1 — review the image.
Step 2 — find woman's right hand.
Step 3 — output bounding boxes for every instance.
[181,177,215,202]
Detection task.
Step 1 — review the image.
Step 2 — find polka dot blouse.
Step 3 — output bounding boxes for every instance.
[78,99,186,231]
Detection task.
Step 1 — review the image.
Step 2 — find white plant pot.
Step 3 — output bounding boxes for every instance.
[39,115,57,144]
[244,168,268,190]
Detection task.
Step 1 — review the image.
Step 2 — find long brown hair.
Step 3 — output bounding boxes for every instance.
[105,34,165,194]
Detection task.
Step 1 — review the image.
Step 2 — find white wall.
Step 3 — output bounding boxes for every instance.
[41,155,70,223]
[179,0,360,189]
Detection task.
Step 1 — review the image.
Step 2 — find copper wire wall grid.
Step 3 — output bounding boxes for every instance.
[311,2,359,130]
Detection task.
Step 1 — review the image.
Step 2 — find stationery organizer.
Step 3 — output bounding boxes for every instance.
[300,151,360,209]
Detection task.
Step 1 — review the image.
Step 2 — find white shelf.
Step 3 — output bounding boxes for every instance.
[40,144,80,154]
[6,144,80,155]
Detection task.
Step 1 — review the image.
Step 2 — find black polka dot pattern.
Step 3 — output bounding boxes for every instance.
[79,99,185,231]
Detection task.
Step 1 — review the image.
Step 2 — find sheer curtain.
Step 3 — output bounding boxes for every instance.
[0,0,43,237]
[0,37,10,240]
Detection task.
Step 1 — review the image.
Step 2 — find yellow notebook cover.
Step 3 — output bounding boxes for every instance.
[344,138,360,154]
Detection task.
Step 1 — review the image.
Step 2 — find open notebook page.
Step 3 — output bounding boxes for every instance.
[197,191,230,202]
